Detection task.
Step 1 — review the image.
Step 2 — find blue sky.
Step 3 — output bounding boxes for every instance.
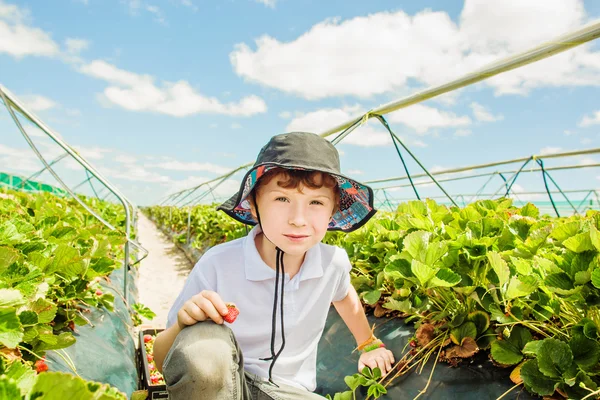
[1,0,600,212]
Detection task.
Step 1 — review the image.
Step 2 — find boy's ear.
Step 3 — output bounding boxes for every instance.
[247,192,258,222]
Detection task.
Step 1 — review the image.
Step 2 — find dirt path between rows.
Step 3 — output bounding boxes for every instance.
[136,212,192,327]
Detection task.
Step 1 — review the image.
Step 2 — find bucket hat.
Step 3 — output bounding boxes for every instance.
[217,132,377,232]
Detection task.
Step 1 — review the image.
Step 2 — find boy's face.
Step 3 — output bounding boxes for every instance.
[251,173,336,256]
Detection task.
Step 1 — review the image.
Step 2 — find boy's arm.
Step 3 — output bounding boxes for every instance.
[153,322,183,373]
[332,285,372,346]
[333,285,395,374]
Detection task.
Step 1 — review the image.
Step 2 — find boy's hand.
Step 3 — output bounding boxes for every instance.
[177,290,230,328]
[358,347,395,375]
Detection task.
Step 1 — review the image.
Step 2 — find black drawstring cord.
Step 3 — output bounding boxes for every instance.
[253,193,287,385]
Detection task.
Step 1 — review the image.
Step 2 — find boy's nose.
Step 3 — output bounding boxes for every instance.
[288,204,307,226]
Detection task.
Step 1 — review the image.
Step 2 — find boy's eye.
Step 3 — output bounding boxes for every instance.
[310,200,324,206]
[275,197,289,202]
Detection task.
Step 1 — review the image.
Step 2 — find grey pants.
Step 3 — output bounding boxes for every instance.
[162,322,325,400]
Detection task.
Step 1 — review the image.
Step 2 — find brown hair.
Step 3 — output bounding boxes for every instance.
[251,168,340,214]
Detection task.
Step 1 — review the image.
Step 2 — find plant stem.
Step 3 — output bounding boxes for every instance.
[495,383,520,400]
[413,334,446,400]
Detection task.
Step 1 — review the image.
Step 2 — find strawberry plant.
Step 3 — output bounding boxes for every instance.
[0,188,130,398]
[147,198,600,399]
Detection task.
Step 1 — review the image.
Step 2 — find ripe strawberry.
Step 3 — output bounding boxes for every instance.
[95,290,103,296]
[35,358,48,373]
[147,354,154,363]
[223,304,239,324]
[143,334,153,343]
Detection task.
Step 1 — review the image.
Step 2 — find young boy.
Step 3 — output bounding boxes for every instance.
[154,132,395,399]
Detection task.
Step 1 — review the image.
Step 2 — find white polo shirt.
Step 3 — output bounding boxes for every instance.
[166,226,352,391]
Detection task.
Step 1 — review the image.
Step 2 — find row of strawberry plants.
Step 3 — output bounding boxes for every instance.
[145,199,600,399]
[0,188,131,399]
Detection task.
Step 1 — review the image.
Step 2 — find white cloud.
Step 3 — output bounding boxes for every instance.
[279,111,292,119]
[19,95,57,111]
[579,111,600,127]
[387,104,471,134]
[0,1,60,58]
[166,176,241,201]
[79,60,267,117]
[145,4,166,24]
[285,106,392,147]
[230,0,598,100]
[151,160,232,174]
[0,144,41,172]
[256,0,276,8]
[470,102,504,122]
[231,122,242,129]
[72,145,112,160]
[210,123,218,128]
[65,38,89,54]
[114,154,137,164]
[540,146,563,155]
[455,129,472,137]
[581,137,593,145]
[412,140,427,148]
[564,130,575,135]
[180,0,198,12]
[579,157,597,165]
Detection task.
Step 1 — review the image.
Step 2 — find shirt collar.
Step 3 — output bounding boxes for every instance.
[244,225,324,282]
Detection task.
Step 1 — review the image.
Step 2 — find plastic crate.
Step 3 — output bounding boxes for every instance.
[139,328,169,399]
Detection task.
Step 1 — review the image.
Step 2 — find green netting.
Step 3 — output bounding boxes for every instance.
[0,171,66,195]
[45,266,140,398]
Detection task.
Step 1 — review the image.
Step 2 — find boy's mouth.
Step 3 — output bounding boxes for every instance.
[283,234,309,241]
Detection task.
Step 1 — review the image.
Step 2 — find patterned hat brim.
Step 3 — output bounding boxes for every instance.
[217,163,376,233]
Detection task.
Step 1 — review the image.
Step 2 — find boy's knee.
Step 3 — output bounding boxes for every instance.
[164,322,238,390]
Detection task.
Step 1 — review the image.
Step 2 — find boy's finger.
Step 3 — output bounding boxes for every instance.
[197,296,224,324]
[202,291,229,315]
[186,302,207,322]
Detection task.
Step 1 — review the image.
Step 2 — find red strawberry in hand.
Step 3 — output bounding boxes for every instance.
[143,334,153,343]
[223,303,239,324]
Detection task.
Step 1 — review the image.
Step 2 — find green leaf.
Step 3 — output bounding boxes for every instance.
[592,268,600,289]
[411,260,437,286]
[520,359,558,396]
[425,241,448,266]
[491,339,523,366]
[506,275,539,300]
[0,247,20,273]
[5,360,36,396]
[519,203,539,218]
[450,322,477,345]
[429,268,461,288]
[563,232,594,253]
[467,311,490,335]
[31,298,57,324]
[544,272,574,291]
[522,340,543,356]
[0,222,25,245]
[384,259,412,280]
[36,331,76,351]
[589,225,600,251]
[382,298,412,313]
[18,311,38,326]
[0,289,25,308]
[0,308,23,349]
[0,375,22,400]
[487,251,510,288]
[537,338,574,378]
[28,371,127,399]
[569,335,600,370]
[46,244,83,277]
[363,290,381,305]
[510,257,532,275]
[344,375,362,391]
[403,231,430,262]
[550,221,580,242]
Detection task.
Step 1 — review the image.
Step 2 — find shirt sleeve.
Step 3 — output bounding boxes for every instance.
[332,248,353,302]
[166,256,215,328]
